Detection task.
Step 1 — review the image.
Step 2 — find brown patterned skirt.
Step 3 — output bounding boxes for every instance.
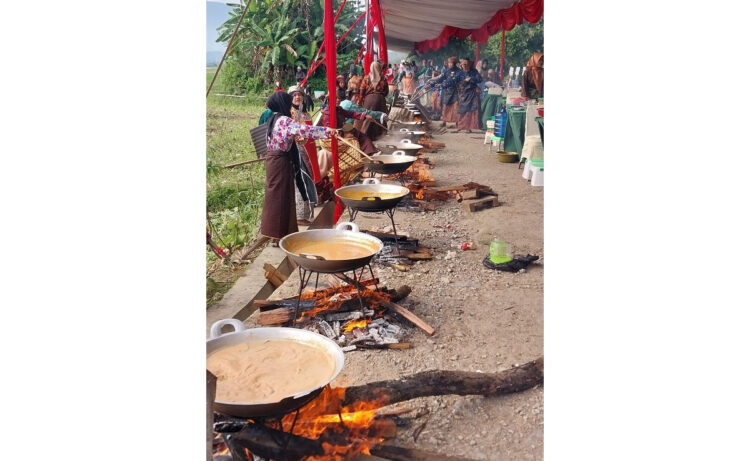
[260,149,298,240]
[442,101,458,123]
[457,109,480,131]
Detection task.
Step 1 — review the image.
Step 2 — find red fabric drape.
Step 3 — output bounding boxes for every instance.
[324,0,343,222]
[371,0,387,67]
[414,0,543,53]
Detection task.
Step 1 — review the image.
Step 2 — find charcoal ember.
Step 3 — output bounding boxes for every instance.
[384,324,402,336]
[317,320,336,338]
[353,329,368,341]
[342,345,357,352]
[333,320,341,337]
[369,328,383,342]
[325,311,363,322]
[370,318,386,327]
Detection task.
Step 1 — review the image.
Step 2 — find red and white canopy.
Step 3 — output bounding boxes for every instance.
[379,0,543,53]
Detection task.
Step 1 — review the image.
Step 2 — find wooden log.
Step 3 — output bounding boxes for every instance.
[206,371,216,461]
[263,263,288,283]
[224,157,266,168]
[406,252,432,261]
[372,445,481,461]
[461,196,500,212]
[225,422,326,461]
[385,301,435,336]
[237,235,270,261]
[356,342,411,350]
[341,357,544,408]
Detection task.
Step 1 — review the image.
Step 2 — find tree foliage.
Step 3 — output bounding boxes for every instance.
[408,17,543,77]
[215,0,365,93]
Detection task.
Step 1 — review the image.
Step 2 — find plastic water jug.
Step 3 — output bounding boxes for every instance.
[494,108,508,138]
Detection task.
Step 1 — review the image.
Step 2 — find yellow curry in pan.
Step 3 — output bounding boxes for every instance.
[336,190,407,201]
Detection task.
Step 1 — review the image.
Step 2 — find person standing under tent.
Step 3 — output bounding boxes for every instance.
[521,52,544,99]
[429,69,442,113]
[259,92,334,243]
[443,57,482,133]
[401,67,416,95]
[428,56,460,124]
[320,94,379,155]
[355,60,389,140]
[288,86,317,225]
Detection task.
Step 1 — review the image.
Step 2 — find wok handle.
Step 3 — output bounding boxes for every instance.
[362,178,380,185]
[400,139,412,144]
[299,253,326,260]
[392,150,406,156]
[362,196,382,201]
[399,128,409,132]
[209,319,247,339]
[336,222,360,232]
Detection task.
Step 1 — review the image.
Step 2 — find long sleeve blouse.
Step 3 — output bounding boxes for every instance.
[442,68,482,88]
[267,116,328,152]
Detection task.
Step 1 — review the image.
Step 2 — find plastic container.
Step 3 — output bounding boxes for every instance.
[493,109,508,138]
[489,239,512,264]
[537,108,544,117]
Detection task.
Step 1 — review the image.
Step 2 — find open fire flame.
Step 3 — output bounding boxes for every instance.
[280,386,387,461]
[342,319,369,332]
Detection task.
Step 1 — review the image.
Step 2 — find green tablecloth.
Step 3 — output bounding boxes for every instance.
[535,116,544,146]
[502,108,526,155]
[480,94,506,130]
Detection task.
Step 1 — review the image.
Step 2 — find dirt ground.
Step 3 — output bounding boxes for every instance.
[244,128,544,460]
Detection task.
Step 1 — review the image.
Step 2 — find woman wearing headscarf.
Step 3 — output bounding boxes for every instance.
[288,86,316,224]
[521,52,544,99]
[427,56,460,124]
[260,92,334,241]
[336,75,347,102]
[355,60,389,140]
[447,57,482,133]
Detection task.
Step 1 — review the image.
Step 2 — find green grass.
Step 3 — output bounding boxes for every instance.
[206,67,269,305]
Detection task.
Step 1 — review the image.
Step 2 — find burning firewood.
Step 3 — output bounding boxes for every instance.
[215,358,543,461]
[339,357,543,408]
[256,285,411,327]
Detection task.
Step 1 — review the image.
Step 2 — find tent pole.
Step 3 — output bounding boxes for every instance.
[500,29,505,81]
[325,0,343,222]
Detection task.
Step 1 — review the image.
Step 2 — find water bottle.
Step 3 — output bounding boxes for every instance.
[494,108,508,138]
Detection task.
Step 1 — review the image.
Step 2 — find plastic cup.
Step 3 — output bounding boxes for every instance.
[489,240,512,264]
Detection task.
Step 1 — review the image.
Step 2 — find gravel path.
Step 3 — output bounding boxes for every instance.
[248,129,544,460]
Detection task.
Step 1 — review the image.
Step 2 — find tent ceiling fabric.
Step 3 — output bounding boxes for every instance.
[380,0,542,53]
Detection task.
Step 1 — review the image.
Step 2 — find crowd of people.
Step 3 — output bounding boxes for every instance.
[255,52,543,243]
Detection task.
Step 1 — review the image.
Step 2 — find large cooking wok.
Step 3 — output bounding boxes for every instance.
[376,139,423,156]
[364,150,417,176]
[390,120,425,128]
[395,128,426,143]
[280,222,383,273]
[207,319,345,418]
[335,178,410,213]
